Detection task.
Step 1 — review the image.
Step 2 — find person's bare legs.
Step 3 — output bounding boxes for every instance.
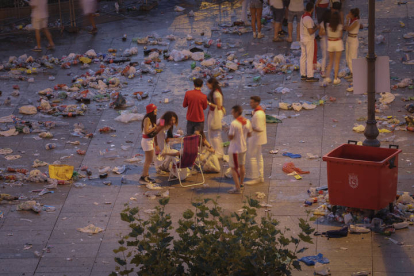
[42,28,54,47]
[274,22,281,39]
[333,51,342,80]
[257,9,262,34]
[35,29,41,48]
[296,22,300,41]
[250,8,257,33]
[88,14,97,29]
[143,150,154,176]
[325,51,334,80]
[231,168,240,191]
[239,165,246,187]
[287,22,293,42]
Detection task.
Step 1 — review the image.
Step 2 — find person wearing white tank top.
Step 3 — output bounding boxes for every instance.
[344,8,360,79]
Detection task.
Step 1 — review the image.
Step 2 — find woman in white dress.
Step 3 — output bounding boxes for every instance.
[206,77,224,159]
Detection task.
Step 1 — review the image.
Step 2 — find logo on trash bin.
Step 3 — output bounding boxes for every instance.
[348,173,358,189]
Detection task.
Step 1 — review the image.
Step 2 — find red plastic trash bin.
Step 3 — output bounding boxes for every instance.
[323,143,402,210]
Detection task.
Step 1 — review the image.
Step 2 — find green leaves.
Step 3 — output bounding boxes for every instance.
[111,198,315,276]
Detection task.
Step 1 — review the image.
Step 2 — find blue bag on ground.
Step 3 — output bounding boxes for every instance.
[299,253,330,266]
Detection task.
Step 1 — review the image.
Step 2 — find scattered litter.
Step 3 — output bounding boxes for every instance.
[353,124,365,133]
[299,253,330,266]
[269,149,279,154]
[282,152,301,159]
[256,192,266,199]
[77,224,104,234]
[282,162,310,174]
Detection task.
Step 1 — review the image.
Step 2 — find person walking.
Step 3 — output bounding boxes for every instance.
[183,78,208,135]
[269,0,284,42]
[300,2,319,82]
[140,104,158,185]
[344,8,360,80]
[80,0,98,34]
[245,96,267,185]
[324,12,343,85]
[29,0,55,52]
[250,0,264,38]
[227,105,252,194]
[206,78,224,159]
[286,0,304,42]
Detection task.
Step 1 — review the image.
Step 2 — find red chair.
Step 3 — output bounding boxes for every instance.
[168,135,205,187]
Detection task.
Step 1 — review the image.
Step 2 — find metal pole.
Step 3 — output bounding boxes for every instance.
[363,0,380,147]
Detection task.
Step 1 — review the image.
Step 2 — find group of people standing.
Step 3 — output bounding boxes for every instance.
[241,0,361,87]
[139,78,267,195]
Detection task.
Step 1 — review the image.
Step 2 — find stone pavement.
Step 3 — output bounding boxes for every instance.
[0,0,414,275]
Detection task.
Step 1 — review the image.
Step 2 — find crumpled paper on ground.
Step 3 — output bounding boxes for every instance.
[4,155,21,160]
[353,124,365,133]
[0,148,13,155]
[77,224,103,234]
[0,128,19,137]
[379,92,395,104]
[19,105,37,115]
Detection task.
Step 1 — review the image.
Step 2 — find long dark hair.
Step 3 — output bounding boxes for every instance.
[141,111,156,131]
[329,12,340,32]
[350,8,360,19]
[161,111,178,138]
[207,77,223,103]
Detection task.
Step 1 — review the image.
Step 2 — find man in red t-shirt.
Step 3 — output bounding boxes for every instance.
[183,78,208,135]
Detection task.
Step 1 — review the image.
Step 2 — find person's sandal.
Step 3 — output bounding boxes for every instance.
[285,38,293,43]
[273,37,283,42]
[228,188,241,194]
[32,46,42,52]
[89,28,98,34]
[47,44,55,50]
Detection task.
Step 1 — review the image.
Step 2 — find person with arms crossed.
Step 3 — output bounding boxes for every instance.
[183,78,208,135]
[300,2,319,82]
[245,96,267,185]
[227,105,252,194]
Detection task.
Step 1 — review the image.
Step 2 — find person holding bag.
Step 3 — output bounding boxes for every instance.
[206,77,225,159]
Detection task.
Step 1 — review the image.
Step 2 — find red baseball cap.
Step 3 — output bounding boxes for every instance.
[146,104,157,114]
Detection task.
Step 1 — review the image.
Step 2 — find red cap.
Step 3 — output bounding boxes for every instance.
[146,104,157,114]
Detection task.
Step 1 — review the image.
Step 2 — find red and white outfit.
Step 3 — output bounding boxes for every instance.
[345,18,360,75]
[228,117,252,174]
[141,104,157,152]
[246,106,267,180]
[300,12,316,78]
[327,23,343,52]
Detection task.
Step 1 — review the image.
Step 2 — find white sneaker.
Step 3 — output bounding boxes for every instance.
[333,78,341,85]
[324,77,332,83]
[244,178,264,185]
[253,32,257,38]
[257,32,264,39]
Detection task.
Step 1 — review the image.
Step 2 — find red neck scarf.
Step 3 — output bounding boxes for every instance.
[254,106,264,113]
[350,18,359,25]
[236,116,247,126]
[302,12,312,19]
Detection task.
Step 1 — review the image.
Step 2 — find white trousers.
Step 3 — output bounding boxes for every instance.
[241,0,249,22]
[207,112,224,158]
[246,142,263,179]
[321,36,328,73]
[346,37,359,75]
[300,40,315,78]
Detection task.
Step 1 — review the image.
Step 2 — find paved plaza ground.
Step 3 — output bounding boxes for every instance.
[0,0,414,275]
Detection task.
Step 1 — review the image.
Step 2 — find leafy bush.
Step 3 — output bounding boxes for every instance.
[110,197,315,276]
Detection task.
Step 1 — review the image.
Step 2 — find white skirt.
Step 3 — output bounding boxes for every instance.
[141,138,154,152]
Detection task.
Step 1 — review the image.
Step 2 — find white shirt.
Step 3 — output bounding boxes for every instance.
[327,23,343,39]
[249,109,267,145]
[30,0,48,19]
[300,14,315,42]
[289,0,304,12]
[228,118,252,153]
[269,0,283,9]
[348,19,360,35]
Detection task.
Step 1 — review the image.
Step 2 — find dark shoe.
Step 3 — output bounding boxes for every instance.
[88,28,98,34]
[147,176,156,183]
[139,176,153,184]
[344,73,353,79]
[315,35,321,40]
[301,75,307,80]
[279,30,287,36]
[306,77,319,82]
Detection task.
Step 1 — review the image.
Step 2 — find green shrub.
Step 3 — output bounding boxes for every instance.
[110,197,314,276]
